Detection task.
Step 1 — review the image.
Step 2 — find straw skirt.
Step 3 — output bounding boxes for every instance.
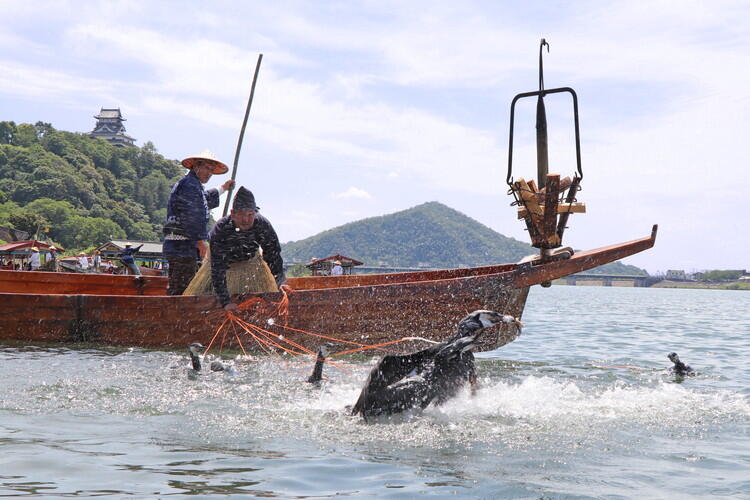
[183,250,278,297]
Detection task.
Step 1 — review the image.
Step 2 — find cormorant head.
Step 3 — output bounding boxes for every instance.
[317,342,336,358]
[451,310,523,341]
[188,342,205,356]
[668,352,680,364]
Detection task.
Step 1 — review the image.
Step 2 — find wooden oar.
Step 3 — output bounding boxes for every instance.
[222,53,264,217]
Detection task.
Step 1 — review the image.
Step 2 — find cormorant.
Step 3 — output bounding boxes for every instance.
[668,352,694,376]
[307,343,334,384]
[351,310,522,419]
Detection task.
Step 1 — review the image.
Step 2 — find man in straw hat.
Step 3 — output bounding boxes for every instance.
[29,246,41,271]
[77,252,90,271]
[205,186,290,311]
[163,151,235,295]
[331,259,343,276]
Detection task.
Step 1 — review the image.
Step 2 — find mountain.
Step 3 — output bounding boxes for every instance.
[282,201,649,275]
[282,201,534,268]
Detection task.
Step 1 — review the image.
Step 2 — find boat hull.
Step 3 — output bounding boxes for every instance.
[0,227,657,353]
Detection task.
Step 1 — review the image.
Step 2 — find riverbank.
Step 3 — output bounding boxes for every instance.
[551,278,750,290]
[651,279,750,290]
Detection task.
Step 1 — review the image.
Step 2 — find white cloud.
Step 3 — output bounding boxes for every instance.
[333,187,373,200]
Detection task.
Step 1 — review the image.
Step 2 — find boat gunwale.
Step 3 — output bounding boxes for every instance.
[0,226,657,300]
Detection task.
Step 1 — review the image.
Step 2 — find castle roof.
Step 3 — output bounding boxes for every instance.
[94,108,125,120]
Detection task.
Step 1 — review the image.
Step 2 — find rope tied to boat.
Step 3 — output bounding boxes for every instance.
[204,289,436,374]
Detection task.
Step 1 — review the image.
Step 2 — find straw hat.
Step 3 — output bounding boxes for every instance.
[181,150,229,175]
[333,260,341,265]
[49,246,57,251]
[30,246,39,252]
[78,252,86,257]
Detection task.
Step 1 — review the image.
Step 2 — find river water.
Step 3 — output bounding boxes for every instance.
[1,286,748,499]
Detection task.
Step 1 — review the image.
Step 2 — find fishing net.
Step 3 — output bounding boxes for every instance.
[183,249,278,296]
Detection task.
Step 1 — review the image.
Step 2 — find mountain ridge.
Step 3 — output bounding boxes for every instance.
[281,201,648,276]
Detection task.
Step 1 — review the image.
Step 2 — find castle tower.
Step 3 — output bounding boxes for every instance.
[89,108,136,147]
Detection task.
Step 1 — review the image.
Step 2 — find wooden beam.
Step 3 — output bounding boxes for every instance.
[556,175,582,241]
[543,174,560,246]
[515,178,543,216]
[513,178,544,246]
[517,203,586,219]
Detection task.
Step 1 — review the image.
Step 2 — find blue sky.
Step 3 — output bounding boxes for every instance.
[1,0,748,273]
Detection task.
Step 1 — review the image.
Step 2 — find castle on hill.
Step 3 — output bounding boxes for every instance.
[89,108,135,147]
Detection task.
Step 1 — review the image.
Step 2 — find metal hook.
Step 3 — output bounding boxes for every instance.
[538,38,549,93]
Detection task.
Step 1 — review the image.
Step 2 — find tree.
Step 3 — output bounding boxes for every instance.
[0,201,20,226]
[8,209,49,237]
[14,124,38,147]
[64,216,126,249]
[34,121,55,139]
[0,121,15,144]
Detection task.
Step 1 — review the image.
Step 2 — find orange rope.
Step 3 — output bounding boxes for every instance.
[205,290,431,375]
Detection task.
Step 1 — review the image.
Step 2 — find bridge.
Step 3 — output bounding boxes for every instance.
[563,273,656,287]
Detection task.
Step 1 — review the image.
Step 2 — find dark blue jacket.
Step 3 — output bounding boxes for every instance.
[120,244,143,264]
[209,214,286,306]
[163,171,220,258]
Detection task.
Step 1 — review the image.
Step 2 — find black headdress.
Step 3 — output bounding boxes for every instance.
[232,186,259,211]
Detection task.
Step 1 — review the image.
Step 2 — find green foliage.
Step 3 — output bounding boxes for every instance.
[286,263,312,277]
[0,121,15,144]
[282,202,534,268]
[722,282,750,290]
[14,124,38,147]
[0,121,182,250]
[64,216,126,247]
[8,209,49,236]
[0,201,20,226]
[699,270,745,281]
[584,260,648,276]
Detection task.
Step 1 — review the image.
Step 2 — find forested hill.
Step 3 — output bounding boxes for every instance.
[282,202,534,268]
[0,121,182,250]
[282,201,648,275]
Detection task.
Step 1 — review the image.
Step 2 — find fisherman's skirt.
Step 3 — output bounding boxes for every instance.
[183,251,278,298]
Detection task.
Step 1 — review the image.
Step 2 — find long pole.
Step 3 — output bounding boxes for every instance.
[535,39,549,188]
[222,53,263,217]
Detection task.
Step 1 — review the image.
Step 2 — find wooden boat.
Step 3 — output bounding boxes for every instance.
[0,226,656,353]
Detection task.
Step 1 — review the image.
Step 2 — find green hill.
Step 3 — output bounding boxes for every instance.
[282,201,648,275]
[0,121,182,250]
[282,201,534,268]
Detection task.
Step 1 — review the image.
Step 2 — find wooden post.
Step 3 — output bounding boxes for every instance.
[543,174,560,247]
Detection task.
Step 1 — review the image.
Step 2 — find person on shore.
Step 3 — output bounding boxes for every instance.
[92,250,102,273]
[77,252,90,271]
[48,246,58,272]
[163,151,235,295]
[29,247,41,271]
[331,260,343,276]
[119,244,143,275]
[207,187,289,311]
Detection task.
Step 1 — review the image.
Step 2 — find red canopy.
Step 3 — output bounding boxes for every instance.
[0,240,62,253]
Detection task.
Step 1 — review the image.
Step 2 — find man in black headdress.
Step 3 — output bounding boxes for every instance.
[209,186,290,311]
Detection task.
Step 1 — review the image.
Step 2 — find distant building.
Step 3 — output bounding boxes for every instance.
[89,108,135,147]
[665,270,687,281]
[306,254,363,276]
[95,240,163,263]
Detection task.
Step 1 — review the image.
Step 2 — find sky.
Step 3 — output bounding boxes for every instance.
[0,0,748,273]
